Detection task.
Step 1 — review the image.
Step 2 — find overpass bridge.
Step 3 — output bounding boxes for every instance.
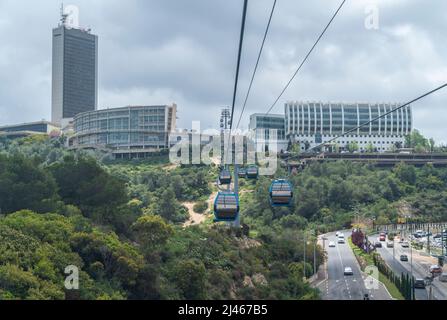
[286,152,447,168]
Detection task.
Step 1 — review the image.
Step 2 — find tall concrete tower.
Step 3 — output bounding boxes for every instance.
[52,4,98,126]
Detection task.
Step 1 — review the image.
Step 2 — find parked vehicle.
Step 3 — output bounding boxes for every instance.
[387,241,394,248]
[338,238,345,244]
[414,230,424,238]
[379,235,386,242]
[329,241,336,248]
[400,255,409,262]
[374,242,382,248]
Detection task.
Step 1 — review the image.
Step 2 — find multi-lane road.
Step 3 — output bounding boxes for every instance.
[373,234,447,300]
[316,232,392,300]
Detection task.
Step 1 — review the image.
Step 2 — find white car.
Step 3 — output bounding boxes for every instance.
[329,241,336,248]
[344,267,354,276]
[338,238,345,244]
[401,242,409,248]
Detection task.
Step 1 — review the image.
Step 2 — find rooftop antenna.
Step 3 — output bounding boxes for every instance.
[60,3,68,27]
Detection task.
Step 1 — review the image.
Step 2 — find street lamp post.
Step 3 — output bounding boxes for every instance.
[393,242,396,263]
[410,238,413,281]
[313,232,317,276]
[392,234,396,264]
[303,232,307,280]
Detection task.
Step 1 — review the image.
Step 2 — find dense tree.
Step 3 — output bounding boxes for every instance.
[131,215,174,252]
[347,142,359,153]
[172,259,206,300]
[49,156,128,224]
[0,154,59,214]
[405,129,430,152]
[394,163,417,185]
[4,134,447,301]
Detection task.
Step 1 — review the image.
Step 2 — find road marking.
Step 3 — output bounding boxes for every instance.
[335,235,353,299]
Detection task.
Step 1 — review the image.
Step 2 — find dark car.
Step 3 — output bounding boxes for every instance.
[400,255,409,262]
[374,242,382,248]
[414,279,426,289]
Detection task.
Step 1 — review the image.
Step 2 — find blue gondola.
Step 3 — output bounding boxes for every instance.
[238,168,247,178]
[219,169,232,185]
[269,179,293,207]
[214,192,240,222]
[246,165,259,179]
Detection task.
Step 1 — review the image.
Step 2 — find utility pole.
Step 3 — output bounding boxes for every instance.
[313,231,317,276]
[220,108,231,165]
[427,224,431,255]
[233,164,240,229]
[443,230,446,257]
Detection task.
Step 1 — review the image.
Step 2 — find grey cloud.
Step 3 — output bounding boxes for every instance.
[0,0,446,142]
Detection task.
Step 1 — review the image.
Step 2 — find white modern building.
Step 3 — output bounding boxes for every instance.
[71,104,177,158]
[249,113,288,153]
[285,102,413,152]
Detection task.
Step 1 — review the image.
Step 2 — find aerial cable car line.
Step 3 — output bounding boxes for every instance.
[235,0,277,131]
[227,0,249,136]
[283,82,447,162]
[264,0,347,116]
[215,0,249,225]
[264,0,346,208]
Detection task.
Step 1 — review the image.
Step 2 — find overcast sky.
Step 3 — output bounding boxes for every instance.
[0,0,446,142]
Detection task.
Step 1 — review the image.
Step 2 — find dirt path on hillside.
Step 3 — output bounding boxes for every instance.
[163,163,179,171]
[183,191,218,228]
[183,202,207,227]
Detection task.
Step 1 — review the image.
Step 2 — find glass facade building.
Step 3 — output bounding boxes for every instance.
[0,121,60,134]
[285,102,413,152]
[249,114,288,152]
[72,105,177,152]
[52,25,98,125]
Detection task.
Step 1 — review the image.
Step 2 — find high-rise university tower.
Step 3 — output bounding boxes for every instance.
[52,5,98,126]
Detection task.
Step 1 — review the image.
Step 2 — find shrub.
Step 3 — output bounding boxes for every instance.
[193,201,208,214]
